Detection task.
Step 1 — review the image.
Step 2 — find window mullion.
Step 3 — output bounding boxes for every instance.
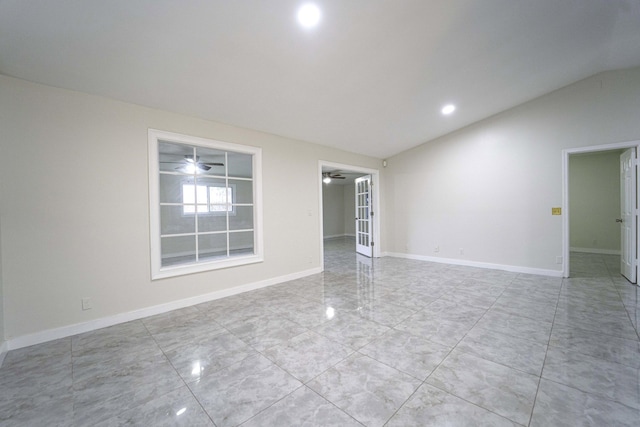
[193,146,199,262]
[225,151,230,257]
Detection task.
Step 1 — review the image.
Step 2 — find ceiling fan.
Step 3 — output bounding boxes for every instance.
[161,155,224,172]
[323,171,345,183]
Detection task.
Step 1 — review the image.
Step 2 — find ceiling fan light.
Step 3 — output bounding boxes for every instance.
[178,163,208,174]
[323,176,331,184]
[185,155,198,163]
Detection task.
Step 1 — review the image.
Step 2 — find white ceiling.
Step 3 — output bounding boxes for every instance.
[1,1,639,159]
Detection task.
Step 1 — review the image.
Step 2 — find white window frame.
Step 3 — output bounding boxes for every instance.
[148,129,263,280]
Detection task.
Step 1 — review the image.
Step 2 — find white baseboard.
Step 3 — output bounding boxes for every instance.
[0,341,8,368]
[6,266,322,352]
[323,234,346,239]
[570,247,621,255]
[323,234,355,239]
[384,252,563,277]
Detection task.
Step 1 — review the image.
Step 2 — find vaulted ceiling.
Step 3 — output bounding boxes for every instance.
[1,0,639,158]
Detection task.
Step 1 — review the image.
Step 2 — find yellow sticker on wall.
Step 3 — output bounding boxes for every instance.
[551,207,562,215]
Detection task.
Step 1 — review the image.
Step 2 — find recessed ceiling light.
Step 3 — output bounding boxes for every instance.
[298,3,321,28]
[441,104,456,115]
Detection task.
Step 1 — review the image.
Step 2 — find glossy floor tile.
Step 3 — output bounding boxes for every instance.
[426,350,539,425]
[1,240,639,426]
[307,353,421,427]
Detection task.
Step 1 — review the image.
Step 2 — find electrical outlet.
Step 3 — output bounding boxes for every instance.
[459,248,464,255]
[81,297,92,311]
[434,246,440,253]
[556,256,563,265]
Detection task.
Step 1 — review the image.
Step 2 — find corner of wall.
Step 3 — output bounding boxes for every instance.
[0,341,7,368]
[0,219,5,367]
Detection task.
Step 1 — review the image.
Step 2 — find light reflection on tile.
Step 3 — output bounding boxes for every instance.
[95,386,214,426]
[1,242,638,426]
[163,330,257,382]
[352,300,417,327]
[273,299,335,328]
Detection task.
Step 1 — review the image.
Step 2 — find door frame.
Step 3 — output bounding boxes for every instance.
[318,161,381,271]
[562,140,640,278]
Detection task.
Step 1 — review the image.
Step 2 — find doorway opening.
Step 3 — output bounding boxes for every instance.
[318,161,381,271]
[562,140,640,282]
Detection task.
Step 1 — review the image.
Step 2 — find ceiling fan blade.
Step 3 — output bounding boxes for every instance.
[333,176,346,179]
[199,164,212,171]
[200,162,224,166]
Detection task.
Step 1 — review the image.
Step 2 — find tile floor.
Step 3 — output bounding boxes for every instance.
[1,238,639,426]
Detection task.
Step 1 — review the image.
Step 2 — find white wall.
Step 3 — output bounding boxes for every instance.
[569,151,622,254]
[322,182,357,238]
[0,75,381,342]
[384,67,640,273]
[322,184,345,238]
[0,218,5,348]
[343,183,356,236]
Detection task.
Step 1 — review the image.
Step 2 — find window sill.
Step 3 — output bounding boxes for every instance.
[151,254,263,280]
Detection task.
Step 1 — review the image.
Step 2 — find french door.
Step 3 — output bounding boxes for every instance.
[620,148,637,283]
[355,175,373,257]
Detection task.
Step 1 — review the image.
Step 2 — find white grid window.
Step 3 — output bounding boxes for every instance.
[148,129,263,279]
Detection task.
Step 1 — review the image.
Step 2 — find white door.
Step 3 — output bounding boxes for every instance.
[355,175,373,257]
[620,148,637,283]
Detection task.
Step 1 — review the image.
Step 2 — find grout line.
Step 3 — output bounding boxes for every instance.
[527,272,563,426]
[141,319,218,426]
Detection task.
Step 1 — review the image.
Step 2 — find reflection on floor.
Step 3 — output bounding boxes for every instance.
[1,238,639,426]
